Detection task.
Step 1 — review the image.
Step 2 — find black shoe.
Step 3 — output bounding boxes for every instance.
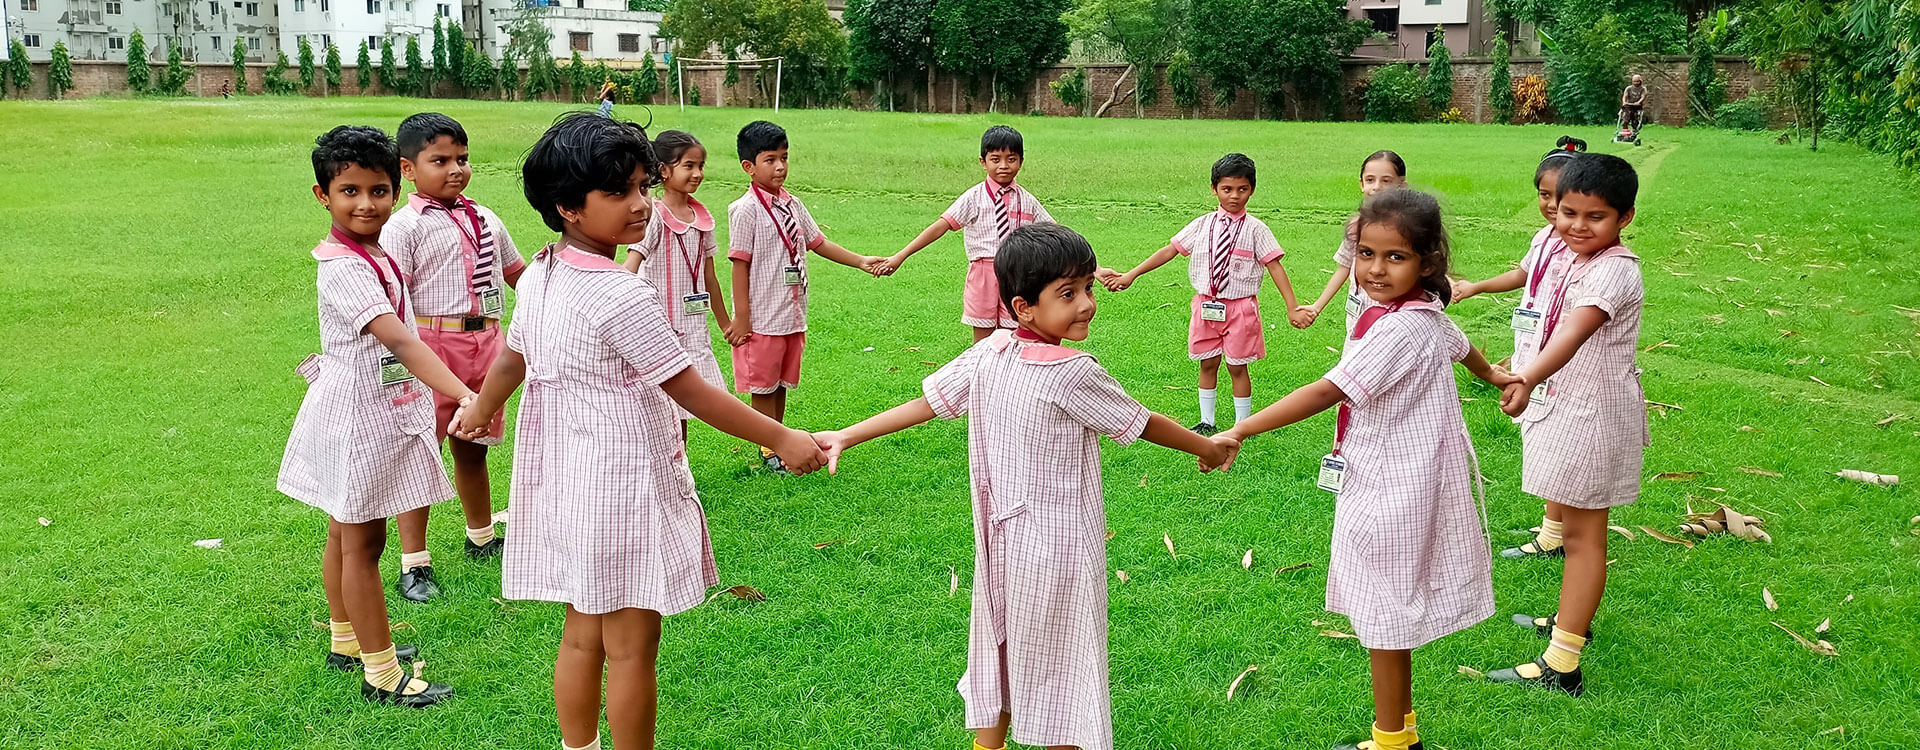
[1192,422,1219,437]
[361,673,453,708]
[1509,612,1594,640]
[465,536,504,560]
[325,643,419,671]
[397,565,440,603]
[1498,540,1566,559]
[1333,740,1424,750]
[762,454,794,477]
[1488,656,1584,697]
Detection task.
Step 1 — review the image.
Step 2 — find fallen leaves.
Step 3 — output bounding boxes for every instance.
[1608,525,1637,541]
[1772,621,1838,657]
[1681,506,1772,543]
[1457,665,1485,679]
[1105,529,1117,541]
[1226,665,1258,699]
[193,539,223,549]
[1241,548,1254,570]
[1115,569,1130,584]
[705,584,766,604]
[1642,339,1678,353]
[1273,562,1313,576]
[37,517,50,527]
[950,566,960,597]
[1138,474,1150,488]
[1815,618,1831,635]
[1653,471,1703,482]
[1739,466,1783,478]
[811,539,850,550]
[1835,470,1899,487]
[1319,628,1358,640]
[1639,525,1696,548]
[1875,413,1907,427]
[1163,532,1177,559]
[1809,376,1832,387]
[1763,587,1778,611]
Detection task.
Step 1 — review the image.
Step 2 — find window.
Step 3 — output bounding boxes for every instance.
[212,35,223,50]
[24,33,40,47]
[321,0,329,10]
[437,3,449,15]
[161,3,173,16]
[367,35,380,49]
[246,2,258,14]
[652,36,670,53]
[110,36,126,50]
[249,36,261,50]
[233,2,242,8]
[208,1,219,14]
[366,0,379,12]
[1424,28,1440,50]
[107,0,122,13]
[322,34,332,48]
[574,0,582,6]
[569,32,591,51]
[618,34,640,53]
[294,0,304,9]
[1364,7,1398,35]
[18,0,35,10]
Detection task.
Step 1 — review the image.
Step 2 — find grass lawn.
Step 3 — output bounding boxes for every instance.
[1,98,1916,749]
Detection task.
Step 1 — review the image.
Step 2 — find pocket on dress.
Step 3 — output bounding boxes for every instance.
[295,353,322,385]
[389,383,434,436]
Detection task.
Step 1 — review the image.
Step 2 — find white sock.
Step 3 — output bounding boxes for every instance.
[465,524,496,546]
[1197,388,1218,426]
[562,735,601,750]
[1233,396,1253,424]
[400,550,431,575]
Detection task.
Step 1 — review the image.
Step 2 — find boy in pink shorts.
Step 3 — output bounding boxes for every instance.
[1099,153,1303,435]
[725,120,885,474]
[379,112,522,602]
[875,125,1053,342]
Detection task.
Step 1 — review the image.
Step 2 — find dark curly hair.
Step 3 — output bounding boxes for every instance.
[521,112,657,233]
[1211,152,1256,189]
[312,125,400,191]
[1350,188,1452,305]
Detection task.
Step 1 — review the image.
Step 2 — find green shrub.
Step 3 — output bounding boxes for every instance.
[1714,97,1768,130]
[1489,31,1513,124]
[1544,15,1628,125]
[1050,67,1087,115]
[126,30,150,92]
[1425,29,1452,113]
[1363,63,1423,122]
[1168,50,1200,113]
[49,41,73,99]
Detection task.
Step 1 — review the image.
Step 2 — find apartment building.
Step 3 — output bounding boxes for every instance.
[3,0,277,62]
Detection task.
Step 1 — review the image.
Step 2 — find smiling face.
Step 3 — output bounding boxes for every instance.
[1012,273,1099,342]
[1360,158,1403,197]
[1213,176,1253,215]
[1350,221,1430,303]
[742,146,789,192]
[981,148,1023,187]
[663,143,706,196]
[560,163,653,250]
[1553,190,1633,256]
[313,163,398,242]
[400,135,470,203]
[1536,167,1561,223]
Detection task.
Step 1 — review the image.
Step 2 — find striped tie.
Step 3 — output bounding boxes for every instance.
[774,200,801,253]
[1209,214,1235,295]
[993,185,1014,240]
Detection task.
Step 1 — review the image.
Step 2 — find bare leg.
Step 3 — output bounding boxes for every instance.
[1554,504,1611,636]
[556,606,607,748]
[323,524,348,622]
[1197,356,1221,391]
[603,608,664,750]
[396,506,429,560]
[448,439,494,532]
[1369,649,1413,731]
[749,391,780,424]
[1226,362,1252,399]
[334,519,393,653]
[771,387,788,424]
[974,712,1011,750]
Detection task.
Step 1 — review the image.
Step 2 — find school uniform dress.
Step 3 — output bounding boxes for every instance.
[381,193,524,440]
[635,197,726,418]
[727,185,824,395]
[1170,209,1284,365]
[279,239,453,524]
[1322,296,1495,650]
[1520,247,1649,510]
[1507,225,1567,375]
[923,329,1150,750]
[1332,216,1376,336]
[499,246,716,616]
[940,181,1054,329]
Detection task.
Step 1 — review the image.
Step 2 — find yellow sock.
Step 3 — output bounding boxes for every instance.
[973,743,1004,750]
[362,646,409,692]
[1369,721,1419,750]
[1536,517,1565,551]
[328,620,359,657]
[1403,710,1417,732]
[466,524,497,546]
[1543,625,1587,673]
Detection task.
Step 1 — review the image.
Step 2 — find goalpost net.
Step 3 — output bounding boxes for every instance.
[675,55,784,113]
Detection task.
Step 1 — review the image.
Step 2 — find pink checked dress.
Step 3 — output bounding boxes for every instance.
[278,239,453,524]
[635,197,726,417]
[1332,215,1376,336]
[923,329,1150,750]
[500,245,716,616]
[1508,225,1567,374]
[1322,296,1495,650]
[1520,247,1649,510]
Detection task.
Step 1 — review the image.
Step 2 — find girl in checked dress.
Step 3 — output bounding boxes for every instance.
[1219,189,1518,750]
[453,113,825,750]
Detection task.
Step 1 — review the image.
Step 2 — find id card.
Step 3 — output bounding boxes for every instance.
[1200,301,1227,322]
[683,292,711,316]
[1511,307,1543,334]
[1530,379,1554,410]
[379,353,416,387]
[1345,290,1363,319]
[481,287,505,318]
[783,265,803,286]
[1317,454,1347,493]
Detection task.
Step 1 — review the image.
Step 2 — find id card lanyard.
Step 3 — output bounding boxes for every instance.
[1321,296,1415,492]
[668,228,710,330]
[1511,234,1564,333]
[752,185,805,283]
[329,228,416,387]
[1206,211,1245,299]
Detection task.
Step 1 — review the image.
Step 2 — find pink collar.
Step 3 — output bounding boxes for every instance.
[312,238,359,260]
[1215,207,1248,221]
[407,191,469,214]
[750,183,793,206]
[984,180,1020,194]
[995,327,1087,363]
[548,243,626,271]
[655,196,715,233]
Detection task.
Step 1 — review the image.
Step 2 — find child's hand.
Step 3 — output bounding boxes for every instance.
[1101,273,1134,292]
[774,428,826,475]
[450,395,493,441]
[867,255,900,277]
[1451,281,1479,303]
[725,324,751,348]
[811,430,851,474]
[1499,380,1532,417]
[860,256,893,277]
[1287,307,1314,329]
[1200,434,1241,472]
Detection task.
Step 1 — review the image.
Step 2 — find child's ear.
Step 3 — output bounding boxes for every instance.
[312,184,329,206]
[399,157,417,182]
[1009,296,1032,323]
[1619,207,1635,229]
[741,159,755,176]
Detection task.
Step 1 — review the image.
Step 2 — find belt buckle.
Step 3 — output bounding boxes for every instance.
[462,317,486,332]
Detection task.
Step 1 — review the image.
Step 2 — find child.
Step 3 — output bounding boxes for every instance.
[1097,153,1305,436]
[1296,151,1406,333]
[1218,189,1515,750]
[278,125,471,706]
[452,112,827,750]
[725,120,886,474]
[814,223,1235,750]
[876,125,1055,342]
[1486,153,1648,697]
[624,130,730,436]
[379,112,524,603]
[1450,139,1584,561]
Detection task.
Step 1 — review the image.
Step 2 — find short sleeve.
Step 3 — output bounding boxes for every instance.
[318,258,395,334]
[598,278,694,385]
[726,201,756,260]
[1571,256,1643,319]
[795,201,826,249]
[1056,358,1149,445]
[923,344,985,420]
[1031,196,1054,225]
[505,318,524,353]
[1249,222,1284,264]
[1170,215,1205,256]
[1334,216,1357,266]
[488,209,525,272]
[942,188,977,230]
[1325,316,1425,409]
[700,226,719,260]
[632,212,663,262]
[378,212,417,280]
[1442,317,1471,363]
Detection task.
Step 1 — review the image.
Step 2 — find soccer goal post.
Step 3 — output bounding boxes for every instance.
[676,56,784,113]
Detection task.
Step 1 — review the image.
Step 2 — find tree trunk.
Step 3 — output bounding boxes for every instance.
[1133,66,1144,118]
[990,70,998,113]
[1093,64,1135,118]
[927,65,935,113]
[951,72,958,113]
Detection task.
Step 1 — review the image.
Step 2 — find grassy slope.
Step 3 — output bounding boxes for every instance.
[0,98,1915,749]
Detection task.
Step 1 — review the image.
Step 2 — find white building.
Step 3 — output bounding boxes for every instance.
[482,0,664,65]
[3,0,279,62]
[277,0,456,65]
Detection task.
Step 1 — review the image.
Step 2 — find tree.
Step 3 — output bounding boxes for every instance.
[661,0,756,59]
[1050,66,1088,114]
[845,0,937,111]
[233,37,249,94]
[49,41,74,99]
[636,51,662,101]
[126,29,151,92]
[432,17,447,81]
[324,40,343,93]
[6,41,29,98]
[665,52,682,100]
[1189,0,1370,118]
[405,34,426,95]
[267,50,301,94]
[463,43,495,97]
[356,40,373,91]
[748,0,849,107]
[1425,27,1452,114]
[1543,13,1628,124]
[1167,48,1201,116]
[160,39,189,95]
[1489,30,1515,123]
[445,22,468,90]
[1063,0,1188,117]
[503,2,557,99]
[568,50,590,100]
[380,38,398,93]
[933,0,1070,112]
[298,36,317,90]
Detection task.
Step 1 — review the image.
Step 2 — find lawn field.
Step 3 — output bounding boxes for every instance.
[1,98,1916,749]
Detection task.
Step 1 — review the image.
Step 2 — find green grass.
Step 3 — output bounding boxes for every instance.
[2,98,1917,749]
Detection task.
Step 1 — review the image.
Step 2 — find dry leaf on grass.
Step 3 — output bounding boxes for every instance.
[1115,569,1130,583]
[1835,470,1899,487]
[1105,529,1117,541]
[1653,471,1703,482]
[193,539,222,549]
[1815,618,1831,635]
[491,597,510,611]
[1639,526,1696,548]
[1819,726,1844,738]
[411,660,426,679]
[1763,587,1779,611]
[1682,506,1772,542]
[1241,548,1254,570]
[391,621,414,632]
[1273,562,1313,576]
[491,509,511,525]
[1138,474,1149,488]
[1739,425,1761,433]
[1810,376,1832,387]
[918,361,939,366]
[1772,621,1838,656]
[949,566,959,597]
[1163,532,1177,559]
[37,517,50,527]
[1457,665,1485,679]
[1642,340,1678,353]
[1875,414,1906,427]
[812,539,850,550]
[1226,665,1258,699]
[1320,629,1358,640]
[706,585,767,604]
[1740,466,1784,478]
[1608,525,1637,541]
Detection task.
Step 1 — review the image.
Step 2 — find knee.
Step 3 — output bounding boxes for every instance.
[1226,364,1249,378]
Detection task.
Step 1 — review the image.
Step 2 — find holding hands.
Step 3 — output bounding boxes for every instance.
[1094,267,1133,292]
[1200,433,1241,473]
[448,392,489,442]
[860,255,897,278]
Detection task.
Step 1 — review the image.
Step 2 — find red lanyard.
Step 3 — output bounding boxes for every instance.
[751,185,803,266]
[1205,211,1244,296]
[329,227,405,310]
[1331,295,1420,456]
[442,198,484,255]
[1538,247,1628,348]
[1523,234,1563,303]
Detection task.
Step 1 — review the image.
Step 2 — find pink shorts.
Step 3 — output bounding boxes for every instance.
[962,259,1016,329]
[1188,295,1266,365]
[419,323,505,441]
[732,331,805,394]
